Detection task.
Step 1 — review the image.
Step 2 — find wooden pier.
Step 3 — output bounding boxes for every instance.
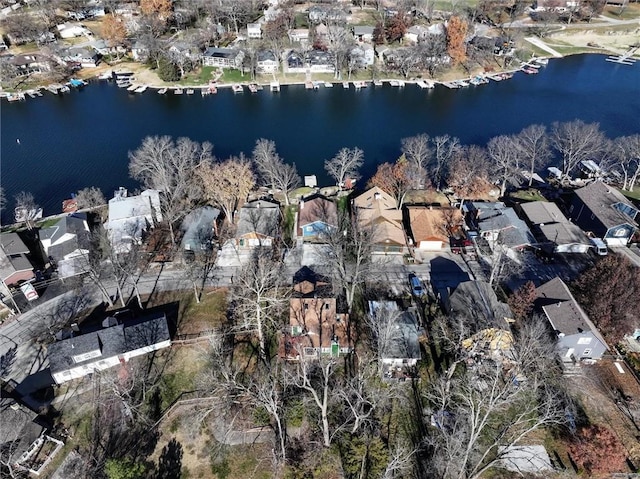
[606,46,639,65]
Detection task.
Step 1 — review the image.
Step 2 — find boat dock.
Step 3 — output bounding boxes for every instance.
[270,81,280,92]
[606,46,639,65]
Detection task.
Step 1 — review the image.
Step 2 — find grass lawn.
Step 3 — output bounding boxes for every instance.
[508,188,546,202]
[219,69,249,83]
[620,187,640,202]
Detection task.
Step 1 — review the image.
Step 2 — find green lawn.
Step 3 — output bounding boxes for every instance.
[219,69,249,83]
[508,188,546,202]
[620,187,640,201]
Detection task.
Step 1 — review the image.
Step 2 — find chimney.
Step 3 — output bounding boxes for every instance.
[374,192,381,201]
[300,200,304,209]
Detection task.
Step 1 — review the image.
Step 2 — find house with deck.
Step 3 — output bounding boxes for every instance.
[281,266,351,360]
[296,194,337,241]
[567,181,638,247]
[535,277,608,362]
[202,47,244,69]
[235,200,280,248]
[47,311,171,384]
[519,201,591,254]
[353,186,407,254]
[106,188,163,254]
[39,213,91,278]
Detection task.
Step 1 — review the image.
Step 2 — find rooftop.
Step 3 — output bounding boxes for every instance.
[573,181,638,229]
[520,201,567,225]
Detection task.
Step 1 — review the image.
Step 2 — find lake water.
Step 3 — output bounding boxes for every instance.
[1,53,639,222]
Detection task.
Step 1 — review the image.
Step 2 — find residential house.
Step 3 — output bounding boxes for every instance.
[296,194,337,240]
[9,54,50,76]
[352,25,374,43]
[202,47,244,69]
[567,180,638,247]
[131,40,149,62]
[288,29,310,44]
[247,22,262,39]
[406,206,462,250]
[235,199,280,248]
[39,213,90,278]
[448,281,514,358]
[264,4,282,21]
[47,311,171,384]
[535,277,608,362]
[0,232,36,289]
[281,266,351,360]
[519,201,591,254]
[180,206,220,252]
[168,41,201,61]
[106,188,163,254]
[61,47,100,67]
[56,23,93,39]
[256,50,279,74]
[350,44,375,66]
[404,25,430,43]
[286,50,304,70]
[353,186,407,254]
[467,202,534,252]
[368,300,422,378]
[304,49,334,73]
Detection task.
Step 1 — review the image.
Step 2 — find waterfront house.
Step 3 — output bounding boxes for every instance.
[467,202,534,252]
[247,22,262,39]
[368,300,422,378]
[518,201,591,254]
[202,47,244,69]
[131,40,149,62]
[296,194,337,241]
[304,49,334,73]
[281,266,352,360]
[106,188,163,254]
[47,311,171,384]
[0,232,35,291]
[406,206,463,251]
[352,25,374,43]
[8,54,51,77]
[567,180,637,247]
[286,51,304,71]
[350,44,375,66]
[535,277,608,362]
[256,50,279,74]
[39,213,91,278]
[60,47,99,68]
[235,200,280,248]
[180,206,220,252]
[353,186,407,254]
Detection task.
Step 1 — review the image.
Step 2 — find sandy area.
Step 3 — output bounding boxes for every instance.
[548,27,640,56]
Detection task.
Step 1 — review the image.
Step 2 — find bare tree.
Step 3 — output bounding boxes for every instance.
[430,135,460,190]
[197,155,255,224]
[76,186,106,209]
[13,191,40,229]
[401,133,432,189]
[487,134,519,197]
[611,134,640,191]
[128,135,213,244]
[447,146,492,208]
[514,124,552,186]
[232,252,288,364]
[252,139,300,206]
[324,147,364,190]
[551,120,606,177]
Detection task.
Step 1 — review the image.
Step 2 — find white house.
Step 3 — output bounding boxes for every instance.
[56,23,93,39]
[288,29,310,44]
[61,47,99,67]
[47,312,171,384]
[247,22,262,39]
[257,50,279,73]
[39,213,90,278]
[106,188,162,254]
[351,44,375,66]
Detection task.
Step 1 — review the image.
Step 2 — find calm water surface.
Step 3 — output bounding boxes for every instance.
[1,53,638,221]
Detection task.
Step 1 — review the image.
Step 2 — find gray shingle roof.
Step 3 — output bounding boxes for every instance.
[236,201,280,238]
[473,203,535,248]
[573,181,638,229]
[520,201,567,225]
[448,281,513,332]
[538,222,590,246]
[40,214,90,261]
[47,313,170,375]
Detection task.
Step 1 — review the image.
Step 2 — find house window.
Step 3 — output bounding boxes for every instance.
[304,303,309,310]
[582,348,592,356]
[324,303,330,310]
[590,213,595,220]
[613,228,628,237]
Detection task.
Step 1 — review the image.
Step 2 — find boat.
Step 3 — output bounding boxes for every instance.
[455,80,468,87]
[69,78,87,87]
[324,82,333,88]
[134,85,148,93]
[373,80,383,86]
[416,80,429,89]
[270,81,280,92]
[389,80,405,87]
[248,83,258,93]
[158,88,167,95]
[522,67,539,74]
[127,84,138,92]
[117,81,131,88]
[533,57,549,66]
[312,81,322,89]
[342,82,349,89]
[353,81,367,89]
[442,81,460,89]
[60,85,70,93]
[232,84,243,93]
[186,89,194,95]
[201,88,210,96]
[98,71,113,80]
[174,88,183,95]
[209,85,218,94]
[305,81,314,90]
[7,92,25,102]
[25,90,37,98]
[35,89,43,96]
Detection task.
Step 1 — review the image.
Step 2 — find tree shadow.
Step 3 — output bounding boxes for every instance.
[156,438,183,479]
[0,345,17,378]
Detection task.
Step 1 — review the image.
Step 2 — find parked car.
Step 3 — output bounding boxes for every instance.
[409,273,424,297]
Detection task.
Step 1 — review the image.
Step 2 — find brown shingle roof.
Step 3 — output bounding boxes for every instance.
[408,206,462,244]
